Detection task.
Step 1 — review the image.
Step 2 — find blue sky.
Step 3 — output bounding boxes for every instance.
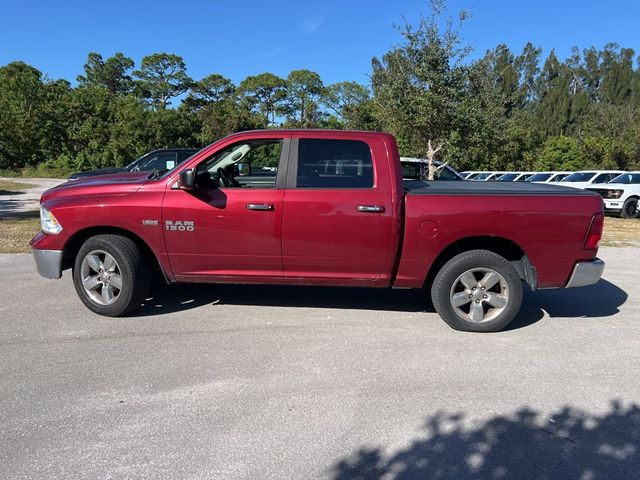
[1,0,639,87]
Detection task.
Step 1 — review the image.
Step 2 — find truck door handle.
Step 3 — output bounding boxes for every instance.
[356,205,385,213]
[246,203,275,211]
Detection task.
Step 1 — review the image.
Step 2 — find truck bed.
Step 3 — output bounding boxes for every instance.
[403,180,598,196]
[395,180,603,290]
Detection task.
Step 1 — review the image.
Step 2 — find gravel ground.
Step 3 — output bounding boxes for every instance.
[0,247,639,479]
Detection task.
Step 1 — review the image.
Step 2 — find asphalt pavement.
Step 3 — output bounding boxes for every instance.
[1,248,639,479]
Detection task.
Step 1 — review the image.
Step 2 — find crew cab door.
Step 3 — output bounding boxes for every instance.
[281,134,399,286]
[162,135,289,281]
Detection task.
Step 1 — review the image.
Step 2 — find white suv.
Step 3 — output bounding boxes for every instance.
[560,170,625,189]
[587,172,640,218]
[526,171,573,183]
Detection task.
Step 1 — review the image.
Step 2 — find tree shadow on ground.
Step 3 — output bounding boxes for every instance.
[331,401,640,480]
[132,279,626,330]
[0,198,39,218]
[0,189,26,196]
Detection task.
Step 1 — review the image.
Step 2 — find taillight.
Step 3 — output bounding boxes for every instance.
[583,213,604,250]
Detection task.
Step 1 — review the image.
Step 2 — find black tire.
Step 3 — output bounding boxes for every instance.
[72,234,150,316]
[431,249,523,332]
[621,197,639,219]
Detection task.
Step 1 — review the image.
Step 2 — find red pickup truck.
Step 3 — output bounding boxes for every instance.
[31,130,605,332]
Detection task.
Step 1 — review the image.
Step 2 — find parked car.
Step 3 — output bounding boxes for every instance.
[32,130,604,333]
[468,172,494,181]
[496,172,535,182]
[460,171,483,180]
[68,148,201,181]
[400,157,464,181]
[587,171,640,218]
[526,172,572,183]
[560,170,625,189]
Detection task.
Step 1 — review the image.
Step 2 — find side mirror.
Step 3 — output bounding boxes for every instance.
[234,162,251,177]
[179,168,195,190]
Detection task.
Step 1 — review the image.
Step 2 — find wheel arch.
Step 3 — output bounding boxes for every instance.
[424,236,536,291]
[62,226,170,283]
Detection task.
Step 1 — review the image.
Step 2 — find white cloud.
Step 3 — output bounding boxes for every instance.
[301,16,325,36]
[261,48,284,58]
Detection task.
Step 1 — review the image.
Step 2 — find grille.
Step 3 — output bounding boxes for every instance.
[586,188,608,198]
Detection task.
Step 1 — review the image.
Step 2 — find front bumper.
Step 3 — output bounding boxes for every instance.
[603,199,623,212]
[32,249,63,279]
[565,258,604,288]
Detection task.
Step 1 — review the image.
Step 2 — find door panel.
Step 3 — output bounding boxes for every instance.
[162,135,289,281]
[282,189,395,284]
[281,136,397,286]
[163,187,284,280]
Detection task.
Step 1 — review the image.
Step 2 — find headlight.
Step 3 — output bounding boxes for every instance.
[40,206,63,234]
[606,189,623,199]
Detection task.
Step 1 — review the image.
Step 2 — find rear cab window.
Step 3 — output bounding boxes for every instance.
[295,139,374,189]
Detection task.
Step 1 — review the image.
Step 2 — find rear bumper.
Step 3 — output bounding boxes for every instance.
[32,249,63,279]
[565,258,604,288]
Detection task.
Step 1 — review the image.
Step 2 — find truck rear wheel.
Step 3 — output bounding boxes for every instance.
[431,249,523,332]
[72,234,150,316]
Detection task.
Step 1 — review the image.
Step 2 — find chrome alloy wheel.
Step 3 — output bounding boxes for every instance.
[80,250,123,305]
[449,268,509,323]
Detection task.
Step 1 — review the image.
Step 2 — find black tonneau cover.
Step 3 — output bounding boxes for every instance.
[404,180,597,196]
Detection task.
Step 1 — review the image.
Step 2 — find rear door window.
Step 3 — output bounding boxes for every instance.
[296,139,373,188]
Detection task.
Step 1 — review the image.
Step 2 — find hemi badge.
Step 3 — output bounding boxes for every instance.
[142,219,159,226]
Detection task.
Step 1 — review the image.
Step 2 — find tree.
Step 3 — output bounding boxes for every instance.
[285,69,324,127]
[197,99,263,144]
[0,62,71,170]
[371,0,472,178]
[601,45,635,105]
[238,73,287,126]
[322,81,372,128]
[133,53,192,109]
[535,135,582,171]
[183,74,236,111]
[77,52,135,94]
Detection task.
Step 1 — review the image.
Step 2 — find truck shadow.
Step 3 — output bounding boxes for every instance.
[330,400,640,479]
[134,279,627,330]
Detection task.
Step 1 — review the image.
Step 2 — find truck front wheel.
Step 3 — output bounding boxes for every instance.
[431,249,523,332]
[621,197,639,219]
[72,234,150,316]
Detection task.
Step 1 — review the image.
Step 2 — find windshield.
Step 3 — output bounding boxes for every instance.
[400,162,461,181]
[527,173,552,182]
[549,173,569,182]
[497,173,518,181]
[124,153,147,170]
[563,172,596,182]
[610,173,640,184]
[473,173,492,180]
[401,163,422,180]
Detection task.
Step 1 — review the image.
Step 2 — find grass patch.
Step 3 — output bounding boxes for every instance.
[0,179,38,192]
[0,165,72,178]
[602,217,640,247]
[0,218,41,253]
